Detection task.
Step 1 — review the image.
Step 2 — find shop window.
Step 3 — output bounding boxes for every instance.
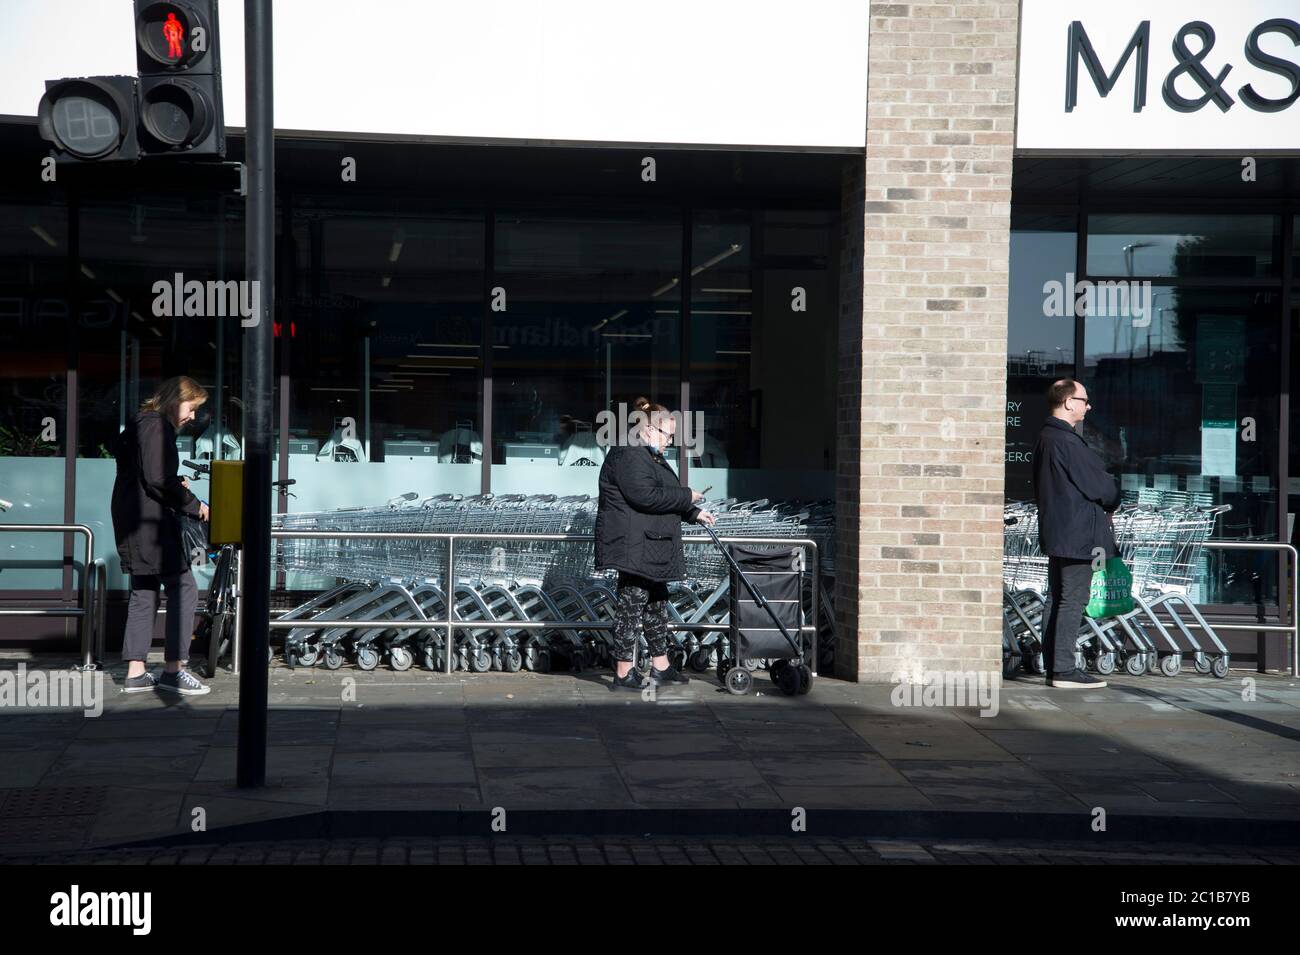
[0,200,69,591]
[1005,213,1076,502]
[1083,288,1281,606]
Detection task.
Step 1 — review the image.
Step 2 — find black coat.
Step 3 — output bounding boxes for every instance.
[111,411,201,577]
[594,445,701,583]
[1031,417,1120,560]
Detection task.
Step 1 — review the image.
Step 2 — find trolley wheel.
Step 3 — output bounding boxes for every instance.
[354,646,380,671]
[796,665,814,695]
[770,659,791,686]
[776,662,800,696]
[322,646,344,670]
[1211,655,1230,679]
[533,648,552,674]
[1159,653,1182,677]
[1094,651,1116,676]
[297,646,319,668]
[419,646,437,671]
[725,667,752,696]
[1124,653,1147,676]
[742,657,761,672]
[668,648,687,672]
[268,645,275,665]
[469,648,492,673]
[502,649,523,673]
[688,649,713,673]
[1193,654,1212,674]
[716,659,732,686]
[1075,650,1088,672]
[389,646,413,671]
[1025,651,1045,675]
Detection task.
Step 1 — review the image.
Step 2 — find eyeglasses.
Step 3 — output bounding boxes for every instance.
[1066,395,1092,408]
[651,425,675,444]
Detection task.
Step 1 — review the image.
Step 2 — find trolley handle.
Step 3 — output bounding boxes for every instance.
[182,459,210,475]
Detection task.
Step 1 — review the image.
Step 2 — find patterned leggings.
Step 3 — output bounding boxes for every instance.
[611,572,671,663]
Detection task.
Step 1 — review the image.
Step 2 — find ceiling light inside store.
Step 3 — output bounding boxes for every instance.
[690,244,742,276]
[718,349,751,355]
[380,275,391,288]
[694,310,752,315]
[415,343,478,348]
[700,288,751,294]
[651,279,679,298]
[602,333,652,339]
[106,288,123,303]
[80,265,96,279]
[30,225,57,248]
[388,229,406,263]
[592,309,628,332]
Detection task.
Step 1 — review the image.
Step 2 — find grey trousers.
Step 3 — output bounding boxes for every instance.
[121,571,198,664]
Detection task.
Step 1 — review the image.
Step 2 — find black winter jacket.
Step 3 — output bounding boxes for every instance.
[1031,416,1120,560]
[111,411,202,576]
[594,445,701,583]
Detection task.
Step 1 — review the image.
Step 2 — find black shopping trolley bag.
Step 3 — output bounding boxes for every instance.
[728,544,804,662]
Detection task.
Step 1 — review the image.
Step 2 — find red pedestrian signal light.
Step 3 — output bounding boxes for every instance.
[134,0,225,158]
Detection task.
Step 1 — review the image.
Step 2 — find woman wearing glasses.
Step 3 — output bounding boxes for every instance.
[595,396,715,689]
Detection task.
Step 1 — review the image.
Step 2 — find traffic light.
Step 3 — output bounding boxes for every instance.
[37,76,140,163]
[134,0,225,157]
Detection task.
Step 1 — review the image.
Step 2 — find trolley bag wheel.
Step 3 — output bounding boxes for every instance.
[502,648,523,673]
[1075,649,1088,672]
[1211,655,1230,679]
[1193,654,1212,674]
[354,646,380,671]
[1159,653,1182,677]
[322,646,344,670]
[469,647,493,672]
[389,646,413,671]
[1124,653,1147,676]
[689,648,714,673]
[1094,651,1117,676]
[529,647,552,674]
[292,646,319,668]
[725,666,752,696]
[770,658,791,686]
[796,664,813,695]
[776,662,800,696]
[743,657,761,672]
[1023,650,1045,676]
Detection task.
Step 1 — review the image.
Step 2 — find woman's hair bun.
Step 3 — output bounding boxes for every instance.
[633,396,651,411]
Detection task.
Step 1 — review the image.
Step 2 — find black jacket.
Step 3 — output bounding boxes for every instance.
[111,411,202,577]
[594,445,701,583]
[1031,416,1120,560]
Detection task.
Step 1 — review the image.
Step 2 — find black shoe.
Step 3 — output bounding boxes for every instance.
[650,664,689,686]
[612,669,648,691]
[1046,668,1107,689]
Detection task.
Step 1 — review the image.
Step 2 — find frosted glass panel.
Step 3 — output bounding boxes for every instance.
[0,457,66,591]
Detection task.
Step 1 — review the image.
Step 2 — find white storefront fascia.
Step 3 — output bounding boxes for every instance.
[0,0,868,151]
[1017,0,1300,154]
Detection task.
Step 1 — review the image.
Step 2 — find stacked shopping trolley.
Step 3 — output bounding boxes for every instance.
[1003,489,1232,679]
[271,492,833,674]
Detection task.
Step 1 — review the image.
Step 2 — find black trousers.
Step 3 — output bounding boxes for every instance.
[611,572,671,664]
[120,571,198,664]
[1042,557,1093,676]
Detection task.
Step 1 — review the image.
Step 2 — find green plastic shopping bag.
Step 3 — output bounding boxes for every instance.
[1085,557,1134,618]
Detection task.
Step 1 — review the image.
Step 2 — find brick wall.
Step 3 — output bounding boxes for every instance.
[838,2,1018,680]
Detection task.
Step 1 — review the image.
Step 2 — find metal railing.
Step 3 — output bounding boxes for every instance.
[1176,540,1299,676]
[0,523,106,670]
[266,530,821,675]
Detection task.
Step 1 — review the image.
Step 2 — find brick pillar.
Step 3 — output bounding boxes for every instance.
[845,2,1018,680]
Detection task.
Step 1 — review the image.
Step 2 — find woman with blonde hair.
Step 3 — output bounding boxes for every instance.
[594,397,715,689]
[111,375,212,695]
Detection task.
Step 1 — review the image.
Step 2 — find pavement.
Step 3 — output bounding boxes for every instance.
[2,652,1299,863]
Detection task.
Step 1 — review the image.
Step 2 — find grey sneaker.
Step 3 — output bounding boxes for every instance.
[122,671,157,693]
[1047,668,1107,689]
[157,669,211,696]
